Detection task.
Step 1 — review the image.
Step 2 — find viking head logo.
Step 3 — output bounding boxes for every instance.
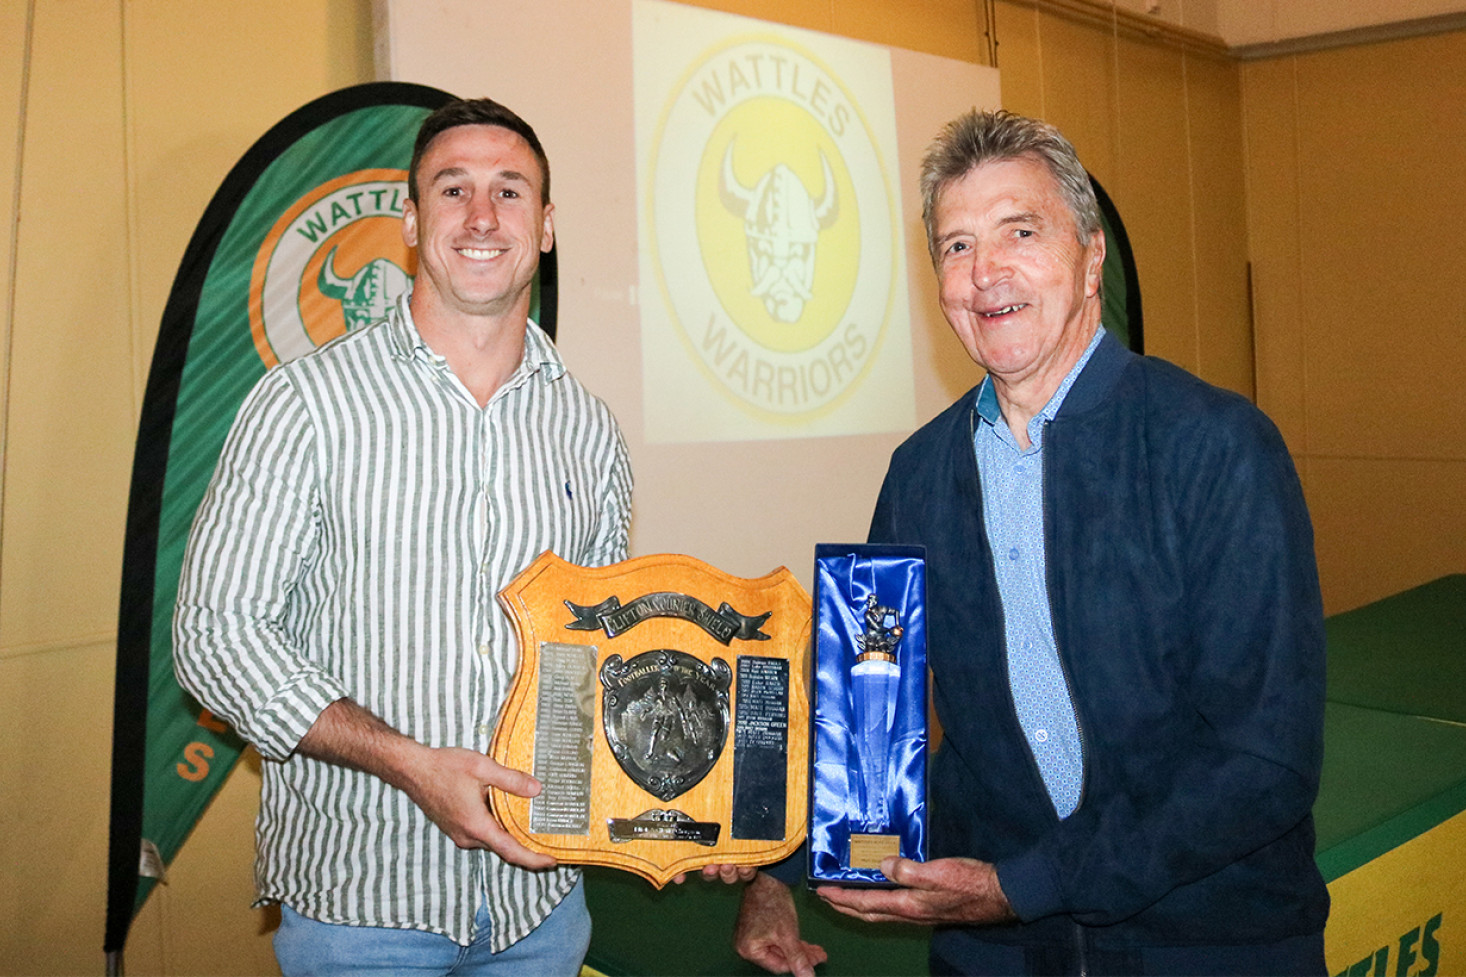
[719,143,838,324]
[316,246,410,331]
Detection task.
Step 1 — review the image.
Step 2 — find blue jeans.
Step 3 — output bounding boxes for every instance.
[273,878,591,976]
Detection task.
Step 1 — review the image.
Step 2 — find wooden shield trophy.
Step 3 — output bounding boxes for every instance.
[492,551,811,887]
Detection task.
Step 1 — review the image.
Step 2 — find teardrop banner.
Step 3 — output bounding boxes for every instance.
[103,82,479,964]
[493,551,811,887]
[1091,174,1144,354]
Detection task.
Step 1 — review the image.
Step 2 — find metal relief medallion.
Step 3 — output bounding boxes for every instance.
[600,649,732,801]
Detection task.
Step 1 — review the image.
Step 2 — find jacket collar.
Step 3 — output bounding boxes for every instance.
[1051,327,1134,418]
[964,327,1134,432]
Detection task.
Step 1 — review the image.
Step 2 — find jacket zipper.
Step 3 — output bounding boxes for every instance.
[1041,418,1089,815]
[1044,419,1092,977]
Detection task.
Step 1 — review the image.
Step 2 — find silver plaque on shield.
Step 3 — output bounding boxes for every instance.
[599,648,732,802]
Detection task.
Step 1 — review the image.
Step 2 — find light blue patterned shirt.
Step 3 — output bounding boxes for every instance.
[972,328,1104,819]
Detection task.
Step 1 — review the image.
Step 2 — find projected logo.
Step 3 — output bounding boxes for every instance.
[647,37,899,418]
[249,168,415,368]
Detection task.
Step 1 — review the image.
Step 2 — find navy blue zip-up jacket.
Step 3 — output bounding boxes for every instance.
[869,331,1329,955]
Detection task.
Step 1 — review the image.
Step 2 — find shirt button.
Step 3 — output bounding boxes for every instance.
[1008,547,1020,561]
[478,643,491,656]
[1035,728,1050,743]
[476,723,490,737]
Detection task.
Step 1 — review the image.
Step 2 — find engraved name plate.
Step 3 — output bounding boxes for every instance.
[529,642,596,835]
[608,809,722,846]
[732,656,789,841]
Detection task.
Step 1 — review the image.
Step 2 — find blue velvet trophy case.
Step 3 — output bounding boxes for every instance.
[810,544,928,885]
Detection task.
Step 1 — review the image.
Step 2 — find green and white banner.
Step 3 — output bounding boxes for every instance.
[105,82,464,960]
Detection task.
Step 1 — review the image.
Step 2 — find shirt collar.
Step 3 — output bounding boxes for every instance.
[520,315,568,383]
[386,288,426,360]
[975,327,1107,435]
[386,286,568,385]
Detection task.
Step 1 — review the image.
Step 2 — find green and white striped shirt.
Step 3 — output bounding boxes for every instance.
[174,293,632,949]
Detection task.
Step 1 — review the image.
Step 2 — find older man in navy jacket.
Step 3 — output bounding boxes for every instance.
[731,110,1328,977]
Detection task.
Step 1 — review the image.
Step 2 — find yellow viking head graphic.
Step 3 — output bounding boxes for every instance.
[718,141,838,324]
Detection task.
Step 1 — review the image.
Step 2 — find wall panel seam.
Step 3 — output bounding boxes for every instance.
[1181,53,1200,378]
[1106,2,1119,208]
[1,0,36,617]
[120,0,143,417]
[1033,4,1046,116]
[1,630,118,661]
[1290,56,1308,457]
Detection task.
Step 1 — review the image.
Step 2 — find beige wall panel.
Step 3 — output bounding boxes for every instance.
[1183,53,1251,397]
[1306,456,1466,615]
[1239,56,1306,452]
[0,1,134,652]
[324,0,376,83]
[835,0,984,63]
[1109,36,1195,372]
[1291,32,1466,461]
[127,756,278,977]
[122,0,374,401]
[993,1,1044,116]
[0,1,27,383]
[1033,13,1117,181]
[0,642,115,975]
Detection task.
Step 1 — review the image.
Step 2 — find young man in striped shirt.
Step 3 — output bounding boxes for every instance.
[174,98,632,975]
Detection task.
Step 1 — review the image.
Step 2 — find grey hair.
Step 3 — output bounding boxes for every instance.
[920,109,1101,262]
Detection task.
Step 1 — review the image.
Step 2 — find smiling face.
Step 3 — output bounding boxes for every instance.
[401,124,554,326]
[931,155,1104,396]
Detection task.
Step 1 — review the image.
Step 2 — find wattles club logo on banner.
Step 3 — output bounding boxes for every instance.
[250,169,415,368]
[635,0,914,443]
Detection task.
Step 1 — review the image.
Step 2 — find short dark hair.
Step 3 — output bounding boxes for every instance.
[920,109,1100,263]
[407,97,550,205]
